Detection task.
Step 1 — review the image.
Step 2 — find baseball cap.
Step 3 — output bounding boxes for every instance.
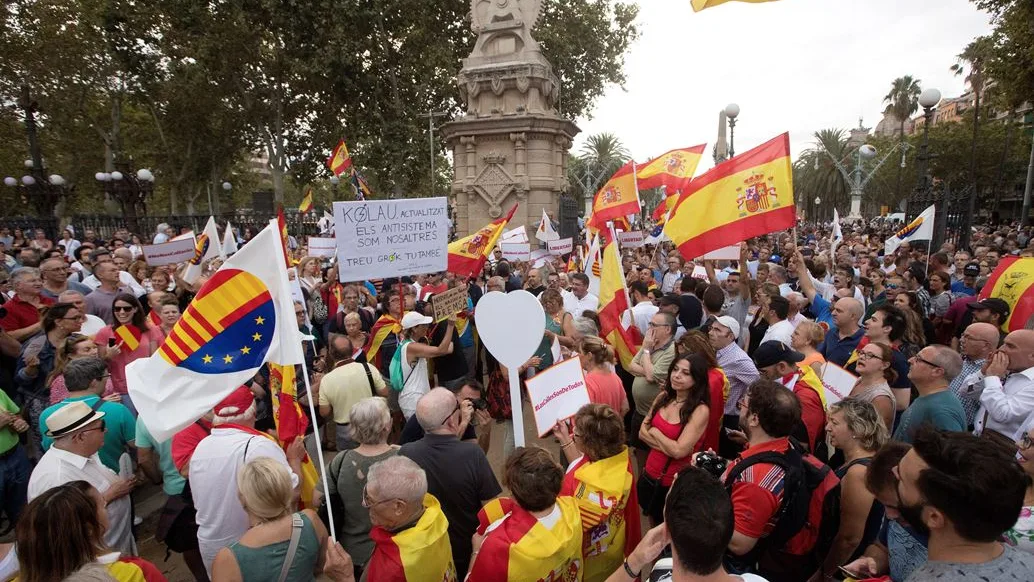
[657,293,681,308]
[968,297,1010,318]
[712,316,741,340]
[963,261,980,277]
[401,311,434,330]
[214,385,255,417]
[753,341,805,369]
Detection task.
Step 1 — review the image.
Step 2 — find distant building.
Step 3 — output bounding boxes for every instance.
[875,110,914,138]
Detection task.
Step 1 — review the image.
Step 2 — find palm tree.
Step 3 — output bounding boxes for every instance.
[883,76,921,200]
[951,36,993,247]
[795,128,852,221]
[569,132,631,204]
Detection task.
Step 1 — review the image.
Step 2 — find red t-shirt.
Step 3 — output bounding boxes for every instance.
[584,369,626,414]
[700,368,726,454]
[0,294,53,332]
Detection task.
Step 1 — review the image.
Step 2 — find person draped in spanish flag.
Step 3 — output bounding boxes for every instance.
[363,456,458,582]
[554,404,641,582]
[752,341,828,453]
[468,447,584,582]
[364,287,404,376]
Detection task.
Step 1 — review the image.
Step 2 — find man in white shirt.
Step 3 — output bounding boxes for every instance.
[81,249,146,298]
[562,272,598,318]
[189,386,306,575]
[759,295,794,346]
[623,281,658,336]
[28,401,137,555]
[975,329,1034,441]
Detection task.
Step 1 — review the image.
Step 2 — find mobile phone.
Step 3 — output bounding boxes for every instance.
[838,565,863,579]
[108,338,116,348]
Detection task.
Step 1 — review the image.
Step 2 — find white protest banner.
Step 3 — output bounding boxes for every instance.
[530,249,551,268]
[618,230,645,248]
[307,237,337,258]
[172,231,195,241]
[547,238,573,256]
[141,237,197,267]
[701,245,739,261]
[820,362,857,407]
[500,242,531,262]
[500,226,529,244]
[287,267,306,307]
[430,285,468,322]
[334,197,448,281]
[525,357,591,437]
[691,265,708,280]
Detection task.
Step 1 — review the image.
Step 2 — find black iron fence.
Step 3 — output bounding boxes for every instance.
[906,183,973,251]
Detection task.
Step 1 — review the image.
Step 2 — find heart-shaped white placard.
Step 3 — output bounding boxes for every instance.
[474,290,545,368]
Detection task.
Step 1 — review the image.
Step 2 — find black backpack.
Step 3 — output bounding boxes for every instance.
[723,438,841,581]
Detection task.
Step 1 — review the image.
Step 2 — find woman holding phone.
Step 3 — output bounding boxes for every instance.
[94,293,162,416]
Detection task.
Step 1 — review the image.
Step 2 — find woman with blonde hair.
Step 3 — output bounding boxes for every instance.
[791,320,826,376]
[212,458,329,581]
[297,257,323,295]
[577,336,628,416]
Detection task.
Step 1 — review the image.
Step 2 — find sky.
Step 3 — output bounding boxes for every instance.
[572,0,994,169]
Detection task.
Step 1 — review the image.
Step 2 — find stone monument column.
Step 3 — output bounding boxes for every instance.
[441,0,580,236]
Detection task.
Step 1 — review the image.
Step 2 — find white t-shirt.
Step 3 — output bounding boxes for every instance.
[761,319,794,346]
[562,290,599,318]
[623,301,659,336]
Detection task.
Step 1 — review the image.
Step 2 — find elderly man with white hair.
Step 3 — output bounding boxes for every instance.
[399,388,501,578]
[188,385,307,575]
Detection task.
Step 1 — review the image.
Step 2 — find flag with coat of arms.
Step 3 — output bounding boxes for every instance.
[127,221,305,442]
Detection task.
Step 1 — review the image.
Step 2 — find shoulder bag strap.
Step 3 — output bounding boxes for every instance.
[361,361,376,397]
[277,513,305,582]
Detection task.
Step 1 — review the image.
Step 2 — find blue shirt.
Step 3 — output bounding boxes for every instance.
[878,519,928,582]
[40,395,136,472]
[950,281,976,297]
[810,295,835,328]
[818,327,864,367]
[893,389,967,443]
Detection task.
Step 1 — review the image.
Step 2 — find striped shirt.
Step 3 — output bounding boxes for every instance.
[716,342,761,416]
[949,356,986,428]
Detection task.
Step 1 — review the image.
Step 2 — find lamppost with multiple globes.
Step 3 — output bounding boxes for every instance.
[907,88,941,221]
[96,164,155,234]
[3,86,73,219]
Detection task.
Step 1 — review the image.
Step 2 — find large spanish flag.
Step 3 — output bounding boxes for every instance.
[447,204,518,279]
[692,0,781,11]
[597,227,643,371]
[665,133,795,260]
[587,161,639,230]
[268,362,320,509]
[326,139,353,176]
[561,448,641,582]
[979,256,1034,332]
[636,144,706,194]
[468,496,584,582]
[366,494,458,582]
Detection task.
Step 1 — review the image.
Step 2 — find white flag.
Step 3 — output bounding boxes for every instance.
[182,216,223,284]
[535,208,560,242]
[583,233,602,297]
[885,204,936,255]
[127,221,304,441]
[222,221,239,256]
[830,208,844,255]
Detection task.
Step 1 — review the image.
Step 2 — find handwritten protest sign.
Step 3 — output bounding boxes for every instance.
[142,237,197,267]
[618,231,645,248]
[430,285,468,322]
[307,237,337,258]
[525,357,591,437]
[333,198,448,281]
[548,238,573,256]
[820,362,857,407]
[500,242,531,262]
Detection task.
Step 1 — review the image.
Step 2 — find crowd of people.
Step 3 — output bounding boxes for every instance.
[1,217,1034,582]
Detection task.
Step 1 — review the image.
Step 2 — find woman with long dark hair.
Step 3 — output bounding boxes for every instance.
[94,293,162,416]
[636,352,711,525]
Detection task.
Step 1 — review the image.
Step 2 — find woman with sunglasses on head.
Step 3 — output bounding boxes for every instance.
[48,334,120,404]
[94,293,162,417]
[1006,421,1034,555]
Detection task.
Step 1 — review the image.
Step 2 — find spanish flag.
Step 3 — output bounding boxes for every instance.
[691,0,781,11]
[326,139,353,177]
[276,206,294,266]
[468,496,584,582]
[587,161,640,230]
[447,204,518,279]
[268,362,320,509]
[636,144,705,194]
[298,188,313,213]
[561,448,641,582]
[665,133,795,260]
[364,314,402,370]
[979,256,1034,331]
[351,168,373,201]
[597,227,642,371]
[147,309,161,329]
[366,494,458,582]
[115,324,142,352]
[96,555,167,581]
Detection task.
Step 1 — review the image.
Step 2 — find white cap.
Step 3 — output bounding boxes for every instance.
[713,316,741,340]
[401,311,434,330]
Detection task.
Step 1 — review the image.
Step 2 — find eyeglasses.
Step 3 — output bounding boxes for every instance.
[912,355,941,369]
[1019,432,1033,451]
[857,351,885,362]
[885,283,899,290]
[80,419,106,435]
[361,484,401,508]
[113,306,135,313]
[440,402,460,427]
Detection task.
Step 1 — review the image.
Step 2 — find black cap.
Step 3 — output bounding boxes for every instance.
[657,293,681,308]
[968,297,1010,318]
[963,261,980,277]
[753,341,805,369]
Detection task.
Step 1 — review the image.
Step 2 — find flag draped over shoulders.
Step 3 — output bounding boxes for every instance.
[364,314,401,370]
[560,448,641,582]
[366,494,458,582]
[470,496,585,582]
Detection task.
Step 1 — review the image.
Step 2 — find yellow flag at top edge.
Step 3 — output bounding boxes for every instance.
[692,0,781,12]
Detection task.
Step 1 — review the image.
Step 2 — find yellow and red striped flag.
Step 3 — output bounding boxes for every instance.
[268,362,320,508]
[447,204,518,279]
[691,0,781,11]
[598,227,643,370]
[587,161,640,230]
[298,188,313,213]
[115,324,143,351]
[326,139,353,176]
[363,314,402,370]
[366,494,457,581]
[665,133,795,260]
[276,206,295,266]
[147,309,161,329]
[636,144,706,194]
[979,256,1034,332]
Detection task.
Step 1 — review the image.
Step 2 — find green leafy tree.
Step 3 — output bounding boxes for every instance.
[793,129,853,221]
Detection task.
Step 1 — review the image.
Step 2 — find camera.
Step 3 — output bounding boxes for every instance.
[693,451,728,479]
[468,398,488,411]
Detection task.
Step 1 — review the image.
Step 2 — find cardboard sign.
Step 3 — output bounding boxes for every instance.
[500,226,529,244]
[307,237,337,258]
[618,231,645,248]
[333,198,449,281]
[141,237,197,266]
[548,238,573,256]
[500,242,531,262]
[430,285,468,322]
[525,357,591,437]
[701,245,740,261]
[820,362,857,407]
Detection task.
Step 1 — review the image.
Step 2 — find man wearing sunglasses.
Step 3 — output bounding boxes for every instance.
[893,347,966,444]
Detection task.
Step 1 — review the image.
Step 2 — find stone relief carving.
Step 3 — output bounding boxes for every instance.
[471,0,542,34]
[472,152,518,218]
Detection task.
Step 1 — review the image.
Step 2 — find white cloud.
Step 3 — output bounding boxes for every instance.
[572,0,992,168]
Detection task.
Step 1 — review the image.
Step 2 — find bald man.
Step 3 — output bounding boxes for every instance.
[951,322,1001,428]
[975,329,1034,441]
[818,297,864,367]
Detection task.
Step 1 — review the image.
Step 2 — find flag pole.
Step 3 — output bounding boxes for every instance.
[298,355,336,541]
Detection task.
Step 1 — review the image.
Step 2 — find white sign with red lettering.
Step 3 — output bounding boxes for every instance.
[307,237,337,257]
[525,357,591,437]
[547,238,573,256]
[500,242,531,261]
[141,237,197,267]
[820,362,857,407]
[618,231,645,248]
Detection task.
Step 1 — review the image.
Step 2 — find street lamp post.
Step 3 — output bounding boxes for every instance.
[96,164,155,234]
[817,134,908,221]
[907,88,941,221]
[423,109,448,198]
[725,103,740,158]
[3,86,73,220]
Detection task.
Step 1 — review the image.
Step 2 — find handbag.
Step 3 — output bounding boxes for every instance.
[636,457,673,513]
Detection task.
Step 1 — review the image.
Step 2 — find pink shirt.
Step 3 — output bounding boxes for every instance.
[94,325,163,394]
[49,374,118,404]
[584,369,627,414]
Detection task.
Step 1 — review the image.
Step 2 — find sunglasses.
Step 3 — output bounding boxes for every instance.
[113,306,135,312]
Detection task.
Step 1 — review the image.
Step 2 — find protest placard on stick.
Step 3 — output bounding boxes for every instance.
[430,285,468,322]
[307,237,337,258]
[820,362,857,407]
[142,237,197,266]
[500,242,531,261]
[548,238,573,256]
[618,231,645,248]
[333,198,448,281]
[525,357,591,437]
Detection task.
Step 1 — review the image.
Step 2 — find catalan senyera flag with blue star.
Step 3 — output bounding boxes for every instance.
[127,221,304,442]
